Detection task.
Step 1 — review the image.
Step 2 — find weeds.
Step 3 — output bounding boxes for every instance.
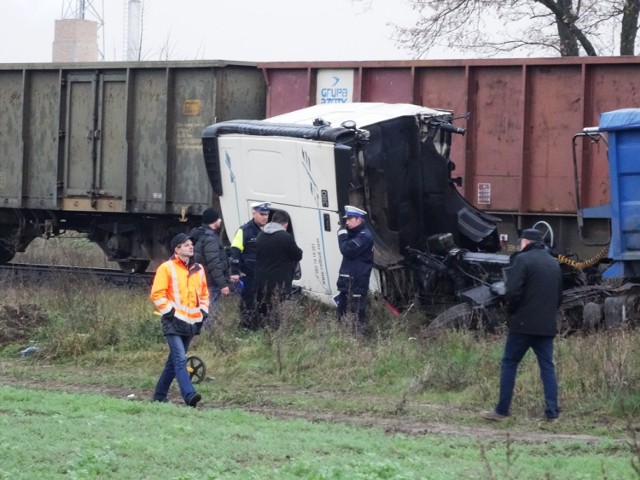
[2,272,640,477]
[479,434,524,480]
[630,417,640,477]
[2,272,640,431]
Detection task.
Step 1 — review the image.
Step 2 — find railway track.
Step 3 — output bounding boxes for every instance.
[0,263,153,288]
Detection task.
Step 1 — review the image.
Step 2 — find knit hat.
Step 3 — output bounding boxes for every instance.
[202,207,220,225]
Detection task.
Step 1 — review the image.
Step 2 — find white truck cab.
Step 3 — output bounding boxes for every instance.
[202,103,499,307]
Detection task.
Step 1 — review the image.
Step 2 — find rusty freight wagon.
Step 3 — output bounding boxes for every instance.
[0,60,264,271]
[259,57,640,263]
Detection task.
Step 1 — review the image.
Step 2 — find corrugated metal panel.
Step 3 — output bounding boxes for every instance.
[468,66,525,211]
[24,71,60,210]
[0,71,26,208]
[360,68,414,103]
[0,61,265,217]
[265,69,310,117]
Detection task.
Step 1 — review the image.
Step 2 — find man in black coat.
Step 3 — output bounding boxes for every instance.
[254,210,303,329]
[336,205,374,333]
[483,228,564,422]
[189,207,230,329]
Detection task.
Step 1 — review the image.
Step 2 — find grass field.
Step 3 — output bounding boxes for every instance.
[1,257,639,479]
[0,385,635,479]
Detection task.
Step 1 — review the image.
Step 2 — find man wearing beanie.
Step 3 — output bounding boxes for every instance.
[189,207,231,328]
[482,228,563,423]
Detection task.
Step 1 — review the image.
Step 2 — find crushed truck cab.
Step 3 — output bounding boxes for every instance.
[202,103,500,308]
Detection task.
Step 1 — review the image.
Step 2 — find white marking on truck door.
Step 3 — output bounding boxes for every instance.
[300,148,332,289]
[224,150,242,225]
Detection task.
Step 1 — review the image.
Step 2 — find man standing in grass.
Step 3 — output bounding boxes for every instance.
[482,228,563,423]
[190,207,231,331]
[150,233,209,408]
[255,210,303,329]
[336,205,374,334]
[229,201,270,330]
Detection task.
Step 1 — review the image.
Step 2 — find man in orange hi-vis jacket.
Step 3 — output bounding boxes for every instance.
[150,232,209,407]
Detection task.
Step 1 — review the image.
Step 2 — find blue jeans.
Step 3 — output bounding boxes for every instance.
[153,334,196,405]
[496,332,559,419]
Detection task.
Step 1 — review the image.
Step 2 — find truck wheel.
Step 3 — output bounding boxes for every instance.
[603,296,637,328]
[425,303,473,335]
[582,302,602,331]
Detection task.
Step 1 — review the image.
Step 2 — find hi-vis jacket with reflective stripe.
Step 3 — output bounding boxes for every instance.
[150,255,210,336]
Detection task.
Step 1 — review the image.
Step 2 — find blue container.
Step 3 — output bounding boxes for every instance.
[599,109,640,277]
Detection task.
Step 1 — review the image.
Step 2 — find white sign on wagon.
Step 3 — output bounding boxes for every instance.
[477,183,491,205]
[316,69,354,104]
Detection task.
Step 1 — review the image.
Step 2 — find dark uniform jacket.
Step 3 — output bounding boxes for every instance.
[230,219,262,278]
[504,242,563,337]
[337,222,374,295]
[189,225,228,293]
[255,222,303,295]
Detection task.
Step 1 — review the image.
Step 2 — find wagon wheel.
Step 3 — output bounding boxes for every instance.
[186,356,206,384]
[531,221,555,247]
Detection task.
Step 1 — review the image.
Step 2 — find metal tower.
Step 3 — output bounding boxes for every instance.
[60,0,105,60]
[123,0,142,61]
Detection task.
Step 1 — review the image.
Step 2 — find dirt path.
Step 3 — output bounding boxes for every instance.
[0,372,612,445]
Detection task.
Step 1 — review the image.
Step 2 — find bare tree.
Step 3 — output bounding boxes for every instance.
[619,0,640,54]
[361,0,640,57]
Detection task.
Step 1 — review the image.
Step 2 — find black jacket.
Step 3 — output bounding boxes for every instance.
[504,242,563,336]
[337,222,374,295]
[255,222,303,295]
[189,225,228,292]
[229,219,263,277]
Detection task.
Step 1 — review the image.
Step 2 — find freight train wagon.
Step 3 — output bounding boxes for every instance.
[4,57,640,277]
[259,57,640,263]
[0,61,264,272]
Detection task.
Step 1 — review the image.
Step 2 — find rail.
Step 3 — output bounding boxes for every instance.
[0,263,153,288]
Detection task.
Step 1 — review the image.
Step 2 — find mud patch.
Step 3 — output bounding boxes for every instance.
[0,304,49,346]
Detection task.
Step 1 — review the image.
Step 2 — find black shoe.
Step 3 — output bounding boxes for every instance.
[187,393,201,408]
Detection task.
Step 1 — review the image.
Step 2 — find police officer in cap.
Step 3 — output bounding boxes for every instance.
[336,205,374,333]
[229,201,270,330]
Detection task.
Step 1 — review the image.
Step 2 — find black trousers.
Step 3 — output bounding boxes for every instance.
[336,291,367,330]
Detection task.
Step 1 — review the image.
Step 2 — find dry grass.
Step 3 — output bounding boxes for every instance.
[1,270,639,430]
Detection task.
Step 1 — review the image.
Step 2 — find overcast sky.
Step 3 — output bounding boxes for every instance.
[0,0,449,63]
